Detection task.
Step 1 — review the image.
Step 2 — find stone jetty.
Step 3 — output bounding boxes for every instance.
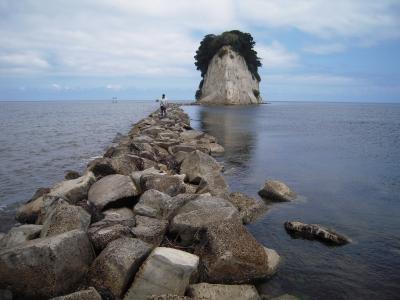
[0,104,278,300]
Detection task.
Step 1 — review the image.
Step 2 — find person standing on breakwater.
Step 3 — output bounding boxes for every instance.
[160,94,168,118]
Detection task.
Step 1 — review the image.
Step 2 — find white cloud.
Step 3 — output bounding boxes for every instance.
[106,84,122,91]
[256,41,298,68]
[303,43,346,55]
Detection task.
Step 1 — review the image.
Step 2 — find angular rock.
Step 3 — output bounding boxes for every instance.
[168,144,197,155]
[196,220,280,283]
[64,170,81,180]
[51,287,102,300]
[0,224,42,249]
[284,221,350,245]
[258,180,296,202]
[133,135,153,143]
[209,143,225,155]
[124,247,199,300]
[228,192,268,224]
[180,150,221,183]
[87,157,117,178]
[187,283,260,300]
[173,151,189,165]
[88,218,135,253]
[112,154,145,174]
[131,215,168,246]
[180,130,204,141]
[140,174,186,197]
[89,237,152,297]
[40,201,91,237]
[0,230,94,299]
[134,189,188,220]
[130,167,166,190]
[88,174,139,210]
[103,207,134,221]
[196,173,230,198]
[48,172,96,204]
[15,187,51,224]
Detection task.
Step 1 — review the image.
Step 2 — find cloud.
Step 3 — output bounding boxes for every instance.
[256,41,298,68]
[265,74,361,86]
[303,43,346,55]
[106,84,122,91]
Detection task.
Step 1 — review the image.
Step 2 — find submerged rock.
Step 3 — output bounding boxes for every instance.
[258,180,296,202]
[284,221,350,245]
[124,247,199,300]
[187,283,260,300]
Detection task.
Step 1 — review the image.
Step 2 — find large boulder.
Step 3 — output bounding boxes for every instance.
[88,174,139,210]
[196,173,229,198]
[187,283,260,300]
[140,174,186,197]
[180,150,221,183]
[0,230,94,299]
[131,215,168,246]
[284,221,350,245]
[258,180,296,202]
[50,287,102,300]
[170,195,240,245]
[87,157,117,178]
[134,189,188,220]
[47,172,96,204]
[180,130,204,141]
[103,207,134,221]
[196,220,280,283]
[0,224,42,249]
[124,247,199,300]
[228,192,268,224]
[89,237,152,297]
[130,167,166,191]
[40,201,91,237]
[15,187,51,224]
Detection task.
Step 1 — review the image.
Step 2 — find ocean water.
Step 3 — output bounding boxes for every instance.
[0,101,399,299]
[184,102,400,300]
[0,100,158,231]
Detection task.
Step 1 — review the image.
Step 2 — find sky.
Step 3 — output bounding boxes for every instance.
[0,0,400,102]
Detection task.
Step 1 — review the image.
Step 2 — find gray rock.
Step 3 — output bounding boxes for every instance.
[103,207,134,221]
[64,170,81,180]
[168,144,197,155]
[196,172,229,198]
[180,150,221,183]
[173,151,189,165]
[89,237,152,297]
[269,294,300,300]
[284,221,350,245]
[87,157,117,178]
[196,220,280,283]
[258,180,296,202]
[124,247,199,300]
[146,295,192,300]
[88,174,139,210]
[0,230,94,299]
[131,215,168,246]
[180,130,204,141]
[209,143,225,155]
[134,189,188,220]
[133,135,153,143]
[0,224,42,249]
[50,287,102,300]
[88,218,136,253]
[15,187,51,224]
[0,289,12,300]
[228,192,268,224]
[140,174,186,197]
[187,283,260,300]
[47,172,96,204]
[130,167,166,190]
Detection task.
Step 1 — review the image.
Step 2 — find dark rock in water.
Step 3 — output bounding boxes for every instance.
[0,230,94,299]
[196,220,280,284]
[50,287,102,300]
[89,237,152,298]
[284,221,350,245]
[64,170,81,180]
[258,180,296,202]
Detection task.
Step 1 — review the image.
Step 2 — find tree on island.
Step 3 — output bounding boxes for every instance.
[194,30,262,100]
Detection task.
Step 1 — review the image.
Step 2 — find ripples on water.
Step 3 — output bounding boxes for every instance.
[184,102,400,300]
[0,100,158,230]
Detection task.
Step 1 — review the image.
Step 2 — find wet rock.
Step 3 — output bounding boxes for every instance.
[0,224,42,249]
[88,218,136,253]
[134,189,188,220]
[0,230,94,299]
[15,187,51,224]
[89,237,152,297]
[40,201,91,237]
[258,180,296,202]
[180,150,222,183]
[47,172,96,204]
[124,247,199,300]
[64,170,81,180]
[140,174,186,197]
[50,287,102,300]
[228,192,268,224]
[88,174,139,210]
[187,283,260,300]
[284,221,350,245]
[196,220,280,283]
[131,215,168,246]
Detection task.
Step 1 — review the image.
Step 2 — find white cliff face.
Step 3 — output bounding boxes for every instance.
[198,46,261,105]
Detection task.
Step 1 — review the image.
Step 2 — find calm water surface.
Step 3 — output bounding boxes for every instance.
[184,102,400,300]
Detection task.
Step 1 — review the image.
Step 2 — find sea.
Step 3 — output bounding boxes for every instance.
[1,100,399,300]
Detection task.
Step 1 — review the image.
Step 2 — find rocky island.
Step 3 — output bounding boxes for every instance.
[0,105,288,300]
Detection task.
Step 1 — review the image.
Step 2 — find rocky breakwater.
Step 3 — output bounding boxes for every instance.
[0,104,277,300]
